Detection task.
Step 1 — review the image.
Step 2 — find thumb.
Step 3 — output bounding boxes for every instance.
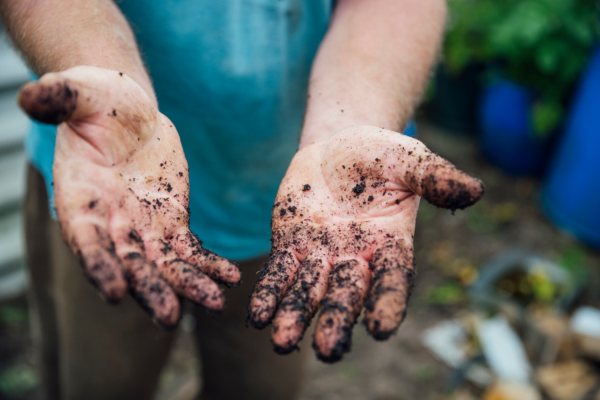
[401,144,485,211]
[18,66,154,126]
[18,75,79,125]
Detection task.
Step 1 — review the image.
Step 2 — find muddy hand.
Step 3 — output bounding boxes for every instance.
[249,126,484,362]
[18,66,241,328]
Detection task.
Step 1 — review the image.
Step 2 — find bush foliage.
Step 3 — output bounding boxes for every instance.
[445,0,600,136]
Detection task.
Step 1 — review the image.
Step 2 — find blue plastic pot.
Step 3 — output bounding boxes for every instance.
[479,81,552,175]
[542,46,600,249]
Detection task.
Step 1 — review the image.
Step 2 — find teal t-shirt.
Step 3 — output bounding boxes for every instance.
[25,0,333,261]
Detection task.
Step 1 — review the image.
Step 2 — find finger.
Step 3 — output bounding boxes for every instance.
[68,221,127,303]
[146,238,225,313]
[402,143,485,211]
[271,254,332,354]
[170,230,241,287]
[248,250,300,329]
[363,239,415,340]
[313,259,371,363]
[123,253,180,328]
[163,259,225,313]
[112,228,180,328]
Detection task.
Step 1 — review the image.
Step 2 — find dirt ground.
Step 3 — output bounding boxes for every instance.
[1,121,599,400]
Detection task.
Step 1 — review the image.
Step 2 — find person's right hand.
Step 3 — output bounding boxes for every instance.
[19,66,241,328]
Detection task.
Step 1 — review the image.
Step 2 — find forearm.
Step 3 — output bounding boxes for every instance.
[299,0,446,149]
[0,0,155,105]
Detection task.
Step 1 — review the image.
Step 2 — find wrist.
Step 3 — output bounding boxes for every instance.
[299,114,402,150]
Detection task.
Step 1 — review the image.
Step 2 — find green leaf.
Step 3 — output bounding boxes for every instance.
[0,307,28,326]
[443,0,599,111]
[561,50,588,83]
[0,365,39,397]
[446,39,474,73]
[426,282,465,305]
[559,246,588,274]
[413,364,437,381]
[467,201,498,234]
[535,39,567,74]
[337,364,360,380]
[531,99,563,137]
[565,14,595,45]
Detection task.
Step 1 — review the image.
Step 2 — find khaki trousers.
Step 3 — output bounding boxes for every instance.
[24,165,308,400]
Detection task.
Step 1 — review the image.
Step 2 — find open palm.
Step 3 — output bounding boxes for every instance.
[19,66,241,328]
[249,126,484,362]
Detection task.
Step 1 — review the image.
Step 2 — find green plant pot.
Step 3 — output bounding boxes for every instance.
[425,63,482,135]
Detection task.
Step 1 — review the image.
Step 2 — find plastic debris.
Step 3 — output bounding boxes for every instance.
[477,315,531,383]
[536,360,599,400]
[422,319,494,387]
[571,307,600,337]
[482,380,541,400]
[571,307,600,361]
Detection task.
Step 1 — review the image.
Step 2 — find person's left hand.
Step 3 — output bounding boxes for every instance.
[248,126,484,362]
